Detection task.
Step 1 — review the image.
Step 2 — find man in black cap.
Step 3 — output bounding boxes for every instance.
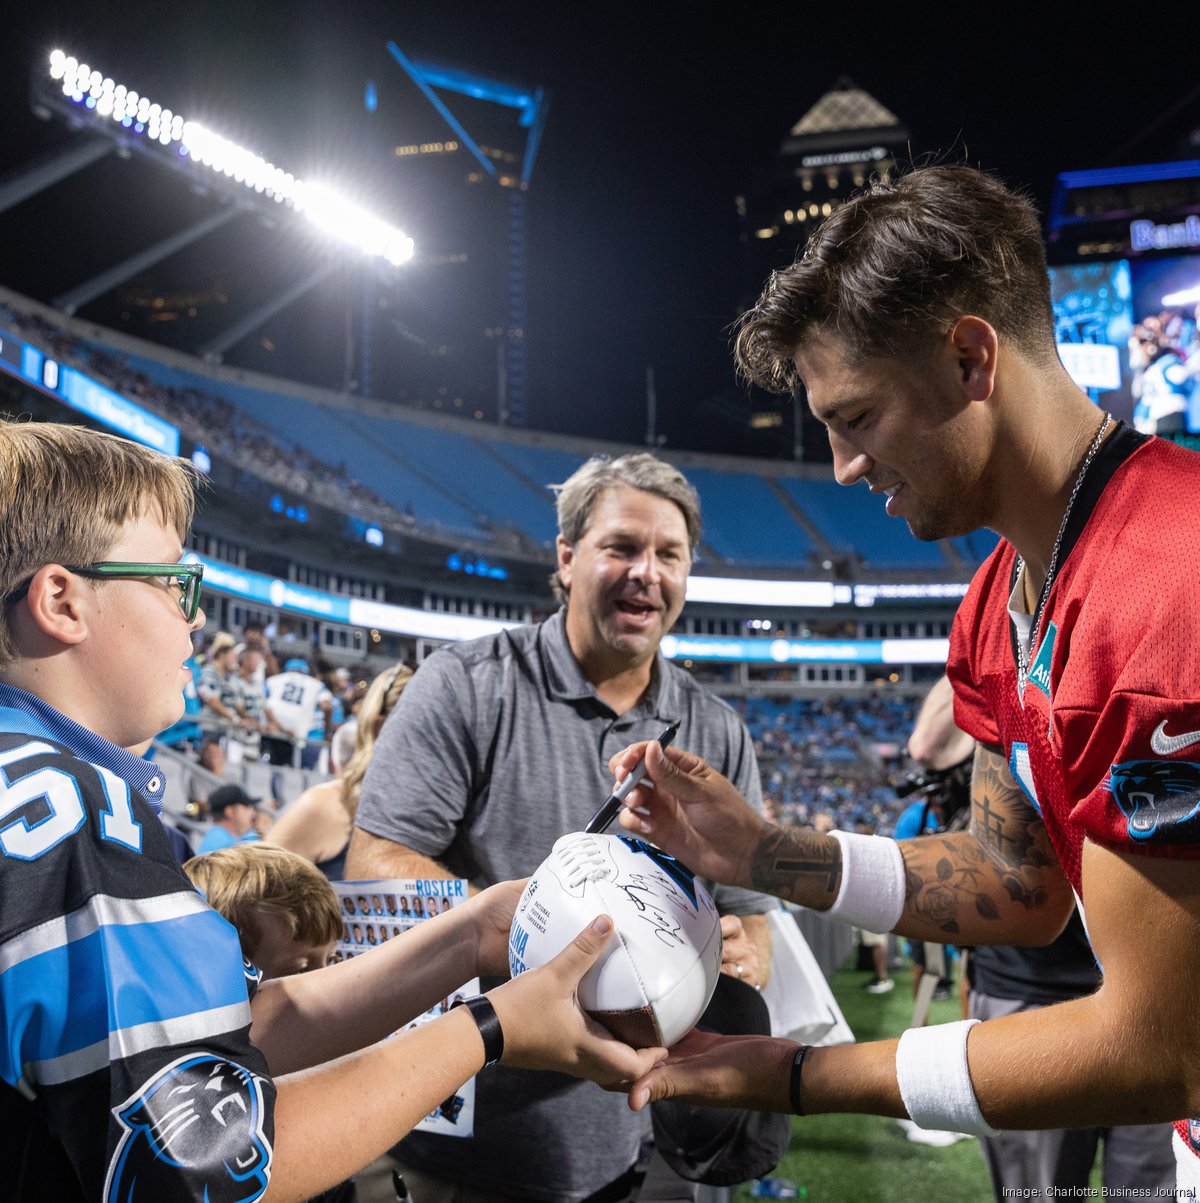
[198,783,262,854]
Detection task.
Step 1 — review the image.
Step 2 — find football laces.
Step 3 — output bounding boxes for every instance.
[555,834,613,888]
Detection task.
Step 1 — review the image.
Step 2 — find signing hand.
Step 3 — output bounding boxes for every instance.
[608,741,770,891]
[489,916,667,1090]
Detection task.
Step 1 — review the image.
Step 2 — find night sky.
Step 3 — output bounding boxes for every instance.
[1,3,1197,457]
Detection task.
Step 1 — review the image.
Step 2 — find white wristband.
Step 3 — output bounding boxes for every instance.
[895,1018,999,1137]
[825,831,906,932]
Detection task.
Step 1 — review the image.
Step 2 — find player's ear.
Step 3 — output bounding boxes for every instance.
[555,536,575,592]
[947,316,998,402]
[18,564,91,650]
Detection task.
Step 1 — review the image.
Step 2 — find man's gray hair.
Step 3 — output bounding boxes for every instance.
[550,453,701,602]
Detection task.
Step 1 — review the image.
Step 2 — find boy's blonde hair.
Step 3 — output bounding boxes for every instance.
[0,420,197,670]
[184,843,343,959]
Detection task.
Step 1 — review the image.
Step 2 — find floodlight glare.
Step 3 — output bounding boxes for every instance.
[45,49,414,267]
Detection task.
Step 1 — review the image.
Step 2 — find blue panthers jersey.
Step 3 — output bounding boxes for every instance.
[0,685,276,1202]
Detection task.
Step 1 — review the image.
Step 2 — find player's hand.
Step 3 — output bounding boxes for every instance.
[627,1028,795,1113]
[488,916,666,1090]
[608,741,770,891]
[462,879,527,978]
[719,915,761,990]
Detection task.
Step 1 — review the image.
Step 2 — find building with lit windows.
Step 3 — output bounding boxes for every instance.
[732,80,910,460]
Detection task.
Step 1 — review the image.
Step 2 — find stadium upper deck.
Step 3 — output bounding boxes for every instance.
[0,284,997,581]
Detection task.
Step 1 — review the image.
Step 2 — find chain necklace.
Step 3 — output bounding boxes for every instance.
[1015,412,1111,697]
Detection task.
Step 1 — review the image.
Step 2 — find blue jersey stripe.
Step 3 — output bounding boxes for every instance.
[1,906,249,1087]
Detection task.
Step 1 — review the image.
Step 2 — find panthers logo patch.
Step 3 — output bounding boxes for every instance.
[1109,759,1200,842]
[105,1054,272,1203]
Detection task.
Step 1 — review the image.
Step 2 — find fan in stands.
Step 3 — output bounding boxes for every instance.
[509,832,722,1048]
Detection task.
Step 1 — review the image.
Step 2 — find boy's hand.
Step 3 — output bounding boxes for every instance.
[464,879,527,978]
[489,916,667,1090]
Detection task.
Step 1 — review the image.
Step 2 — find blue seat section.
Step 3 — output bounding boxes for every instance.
[683,468,813,566]
[778,478,948,568]
[481,442,589,498]
[487,446,814,567]
[336,415,560,547]
[480,441,596,544]
[113,350,486,537]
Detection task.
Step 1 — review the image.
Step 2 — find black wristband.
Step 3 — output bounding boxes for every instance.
[453,995,505,1069]
[789,1044,813,1115]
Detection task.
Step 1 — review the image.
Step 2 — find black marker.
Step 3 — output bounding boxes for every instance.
[584,722,680,835]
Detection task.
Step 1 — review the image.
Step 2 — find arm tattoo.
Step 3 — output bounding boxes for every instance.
[749,825,842,906]
[904,746,1055,936]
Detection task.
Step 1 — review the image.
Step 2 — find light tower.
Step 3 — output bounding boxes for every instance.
[386,43,549,427]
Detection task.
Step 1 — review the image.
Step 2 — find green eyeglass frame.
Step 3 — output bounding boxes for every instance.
[5,561,205,622]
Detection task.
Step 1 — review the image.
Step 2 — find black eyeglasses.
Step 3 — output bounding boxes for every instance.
[4,561,205,622]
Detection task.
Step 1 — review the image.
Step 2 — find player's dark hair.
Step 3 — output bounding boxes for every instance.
[734,165,1057,392]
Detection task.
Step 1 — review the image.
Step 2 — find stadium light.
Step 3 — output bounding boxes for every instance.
[46,49,415,266]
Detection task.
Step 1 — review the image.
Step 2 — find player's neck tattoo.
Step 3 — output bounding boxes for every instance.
[749,825,842,905]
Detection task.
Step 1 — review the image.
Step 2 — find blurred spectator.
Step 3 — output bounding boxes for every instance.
[316,659,353,731]
[197,632,240,735]
[269,664,413,880]
[197,784,265,854]
[198,732,226,776]
[230,645,279,755]
[263,657,332,769]
[241,623,280,680]
[1130,304,1200,435]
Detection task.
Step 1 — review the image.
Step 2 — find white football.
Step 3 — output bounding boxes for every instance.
[508,832,722,1047]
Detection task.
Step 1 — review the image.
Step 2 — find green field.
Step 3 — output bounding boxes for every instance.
[734,961,994,1202]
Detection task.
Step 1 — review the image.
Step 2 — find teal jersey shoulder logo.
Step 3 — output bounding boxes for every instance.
[1027,621,1056,700]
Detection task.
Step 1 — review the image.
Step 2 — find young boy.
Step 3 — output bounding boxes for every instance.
[0,420,656,1202]
[184,844,342,980]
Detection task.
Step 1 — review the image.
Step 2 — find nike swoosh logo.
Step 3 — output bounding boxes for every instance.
[1150,721,1200,756]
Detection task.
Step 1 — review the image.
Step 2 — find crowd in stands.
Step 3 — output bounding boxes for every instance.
[174,625,366,779]
[0,303,412,528]
[166,626,922,858]
[729,693,919,833]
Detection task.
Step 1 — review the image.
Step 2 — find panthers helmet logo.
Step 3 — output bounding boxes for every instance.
[105,1054,272,1203]
[1109,759,1200,842]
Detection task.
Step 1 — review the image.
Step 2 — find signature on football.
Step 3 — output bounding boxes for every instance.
[616,875,686,947]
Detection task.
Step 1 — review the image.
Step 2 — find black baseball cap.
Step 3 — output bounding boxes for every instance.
[208,784,260,815]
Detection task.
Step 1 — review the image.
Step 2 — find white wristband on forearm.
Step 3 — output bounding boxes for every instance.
[895,1018,1000,1136]
[825,830,906,932]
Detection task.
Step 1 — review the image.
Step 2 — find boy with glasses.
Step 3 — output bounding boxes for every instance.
[0,420,660,1203]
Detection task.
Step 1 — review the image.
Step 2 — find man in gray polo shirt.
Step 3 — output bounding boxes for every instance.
[348,453,774,1203]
